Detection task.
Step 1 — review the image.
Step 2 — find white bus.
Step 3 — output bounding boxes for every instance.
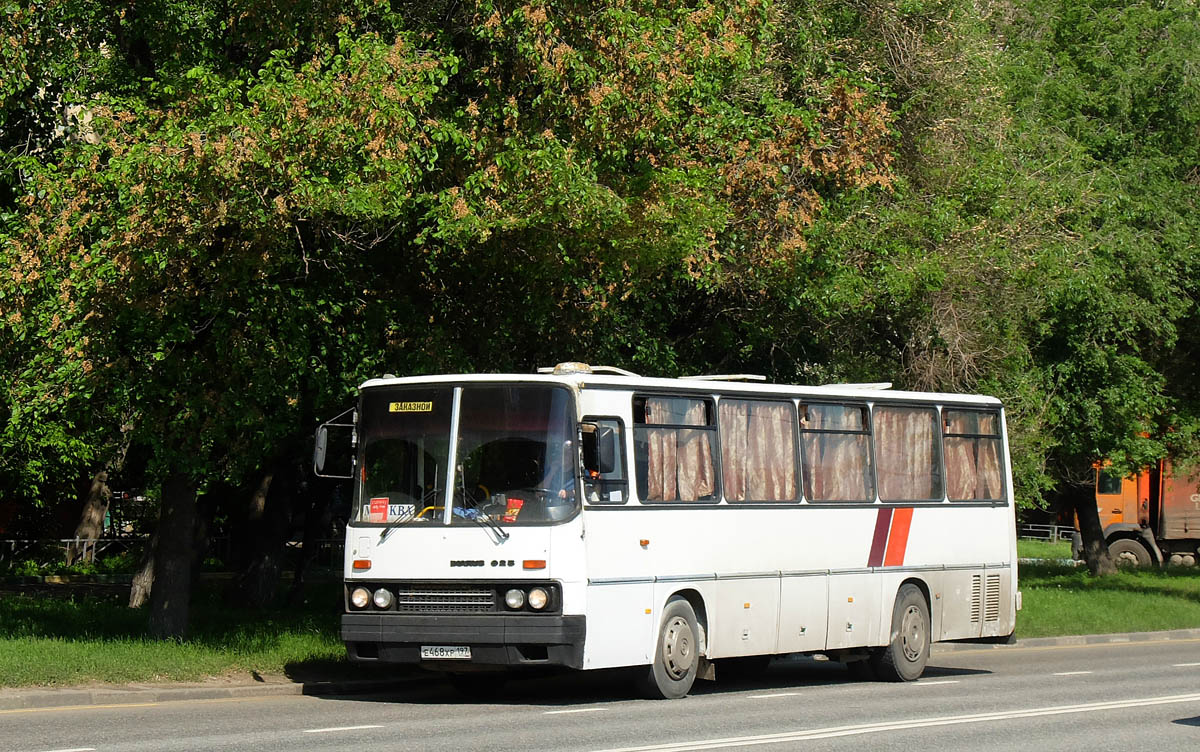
[314,362,1018,699]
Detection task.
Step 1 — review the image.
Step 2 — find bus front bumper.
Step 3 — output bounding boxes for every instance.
[341,614,586,670]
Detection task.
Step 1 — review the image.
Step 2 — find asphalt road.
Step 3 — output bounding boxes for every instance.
[5,639,1200,752]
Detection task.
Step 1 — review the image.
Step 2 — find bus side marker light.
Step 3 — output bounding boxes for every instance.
[744,603,750,609]
[523,560,546,570]
[645,609,652,614]
[847,596,853,603]
[353,559,372,570]
[639,539,649,547]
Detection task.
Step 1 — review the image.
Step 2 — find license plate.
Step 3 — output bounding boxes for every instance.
[421,645,471,660]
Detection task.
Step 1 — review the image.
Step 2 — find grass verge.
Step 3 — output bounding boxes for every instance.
[1016,538,1072,560]
[1016,562,1200,637]
[0,583,364,688]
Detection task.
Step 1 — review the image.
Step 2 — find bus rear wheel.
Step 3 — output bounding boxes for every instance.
[637,597,700,699]
[1108,538,1151,568]
[871,584,929,682]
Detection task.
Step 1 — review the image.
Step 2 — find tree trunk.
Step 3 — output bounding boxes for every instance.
[230,460,295,609]
[190,488,221,586]
[287,471,324,607]
[128,513,160,608]
[1069,481,1116,575]
[66,470,110,566]
[148,472,197,639]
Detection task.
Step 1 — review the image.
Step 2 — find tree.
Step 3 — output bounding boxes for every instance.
[2,0,898,633]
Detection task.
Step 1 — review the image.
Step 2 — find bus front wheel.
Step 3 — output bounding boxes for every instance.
[871,584,929,682]
[638,597,700,699]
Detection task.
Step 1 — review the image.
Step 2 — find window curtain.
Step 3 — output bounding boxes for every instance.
[720,401,796,501]
[646,398,714,501]
[875,407,939,500]
[944,411,1003,500]
[803,405,871,501]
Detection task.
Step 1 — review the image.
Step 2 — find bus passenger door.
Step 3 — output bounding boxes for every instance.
[581,512,655,669]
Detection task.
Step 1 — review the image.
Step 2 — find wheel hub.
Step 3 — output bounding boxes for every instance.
[662,615,693,679]
[900,604,926,662]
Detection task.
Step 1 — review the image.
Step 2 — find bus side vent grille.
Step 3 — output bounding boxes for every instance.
[393,584,495,613]
[984,574,1001,622]
[970,575,982,623]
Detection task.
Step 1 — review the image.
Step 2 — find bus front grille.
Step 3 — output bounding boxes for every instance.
[394,585,496,613]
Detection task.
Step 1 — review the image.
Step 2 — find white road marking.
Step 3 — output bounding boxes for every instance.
[1174,662,1200,667]
[302,725,385,734]
[591,692,1200,751]
[1052,671,1093,676]
[748,693,800,699]
[545,707,606,715]
[915,680,960,686]
[39,748,97,752]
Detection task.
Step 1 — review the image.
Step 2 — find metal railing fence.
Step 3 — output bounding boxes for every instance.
[1017,524,1075,543]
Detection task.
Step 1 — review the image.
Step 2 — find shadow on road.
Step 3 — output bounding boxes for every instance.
[312,655,994,708]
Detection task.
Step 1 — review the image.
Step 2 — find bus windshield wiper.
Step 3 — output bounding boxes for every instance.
[454,505,509,542]
[379,488,438,541]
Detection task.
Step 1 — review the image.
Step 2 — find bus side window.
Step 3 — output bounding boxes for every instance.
[943,409,1004,501]
[718,398,798,502]
[875,405,943,502]
[582,418,628,504]
[633,395,718,502]
[800,403,873,502]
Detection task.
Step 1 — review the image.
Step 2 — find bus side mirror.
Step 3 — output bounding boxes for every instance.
[582,424,616,475]
[313,407,356,480]
[313,426,329,474]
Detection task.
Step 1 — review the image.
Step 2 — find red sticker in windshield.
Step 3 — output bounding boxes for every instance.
[502,498,524,523]
[369,497,388,523]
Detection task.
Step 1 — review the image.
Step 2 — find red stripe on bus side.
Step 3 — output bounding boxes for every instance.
[868,508,893,567]
[883,507,913,567]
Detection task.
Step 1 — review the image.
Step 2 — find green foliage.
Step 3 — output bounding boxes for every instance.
[0,551,136,577]
[1,0,897,507]
[1,0,1197,524]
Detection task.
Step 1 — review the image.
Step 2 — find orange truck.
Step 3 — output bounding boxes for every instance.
[1072,460,1200,567]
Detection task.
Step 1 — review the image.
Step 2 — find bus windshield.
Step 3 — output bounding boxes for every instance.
[355,384,579,526]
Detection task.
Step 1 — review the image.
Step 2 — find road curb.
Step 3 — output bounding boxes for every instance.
[932,627,1200,652]
[0,676,426,712]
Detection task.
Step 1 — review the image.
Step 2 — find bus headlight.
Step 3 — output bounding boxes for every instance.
[528,587,549,610]
[373,588,394,609]
[350,587,370,609]
[504,588,525,610]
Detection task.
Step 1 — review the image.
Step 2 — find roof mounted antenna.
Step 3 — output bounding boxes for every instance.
[682,374,767,382]
[537,362,640,377]
[821,382,893,390]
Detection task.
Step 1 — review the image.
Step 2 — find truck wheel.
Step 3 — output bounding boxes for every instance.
[871,584,929,682]
[637,597,700,699]
[1108,538,1151,568]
